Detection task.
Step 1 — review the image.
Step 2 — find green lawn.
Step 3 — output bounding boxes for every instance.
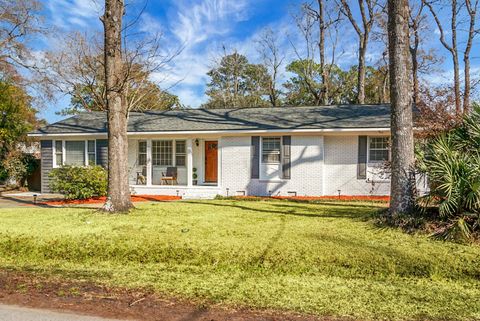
[0,199,479,320]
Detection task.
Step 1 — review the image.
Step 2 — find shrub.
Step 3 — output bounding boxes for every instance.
[417,103,480,242]
[49,165,107,200]
[1,150,39,186]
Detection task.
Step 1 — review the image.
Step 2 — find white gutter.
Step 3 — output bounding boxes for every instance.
[28,127,391,138]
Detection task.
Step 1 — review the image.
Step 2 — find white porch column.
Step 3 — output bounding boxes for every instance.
[146,139,152,186]
[187,139,193,187]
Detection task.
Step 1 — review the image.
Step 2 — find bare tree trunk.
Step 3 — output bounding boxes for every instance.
[101,0,133,213]
[317,0,329,105]
[423,0,461,115]
[410,47,419,106]
[450,0,461,115]
[358,37,367,104]
[338,0,379,105]
[463,0,479,114]
[382,69,389,102]
[409,12,420,106]
[388,0,416,215]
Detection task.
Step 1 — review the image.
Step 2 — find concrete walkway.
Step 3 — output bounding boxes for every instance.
[0,192,63,208]
[0,304,123,321]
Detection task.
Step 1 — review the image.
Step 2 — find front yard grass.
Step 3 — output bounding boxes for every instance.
[0,199,479,320]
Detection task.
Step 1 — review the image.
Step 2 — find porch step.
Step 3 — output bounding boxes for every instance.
[131,185,221,200]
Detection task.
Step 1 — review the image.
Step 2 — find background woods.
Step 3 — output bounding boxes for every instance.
[197,0,478,118]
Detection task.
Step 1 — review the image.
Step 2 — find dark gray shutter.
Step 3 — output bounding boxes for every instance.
[251,136,260,179]
[40,140,53,193]
[96,139,108,168]
[357,136,367,179]
[282,136,291,179]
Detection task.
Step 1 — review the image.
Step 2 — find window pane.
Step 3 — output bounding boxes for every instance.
[138,141,147,166]
[262,137,281,163]
[175,140,186,166]
[88,140,95,153]
[65,141,85,166]
[175,140,186,154]
[369,137,390,162]
[370,150,388,161]
[138,154,147,166]
[88,153,96,165]
[262,153,280,163]
[152,140,172,166]
[176,155,186,166]
[138,141,147,153]
[56,154,63,166]
[55,141,62,152]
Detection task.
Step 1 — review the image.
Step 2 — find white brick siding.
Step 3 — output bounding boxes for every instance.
[323,136,390,196]
[221,135,324,196]
[125,134,391,198]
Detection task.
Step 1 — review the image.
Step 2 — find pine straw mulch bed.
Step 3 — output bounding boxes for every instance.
[39,195,181,206]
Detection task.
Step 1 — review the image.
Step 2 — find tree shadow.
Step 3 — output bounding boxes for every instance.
[183,200,378,220]
[176,207,287,321]
[0,196,57,209]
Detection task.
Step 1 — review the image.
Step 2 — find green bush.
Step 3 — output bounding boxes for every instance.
[1,151,39,186]
[49,165,107,200]
[417,103,480,242]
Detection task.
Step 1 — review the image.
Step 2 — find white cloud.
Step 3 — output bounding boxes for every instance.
[174,87,208,108]
[171,0,249,45]
[45,0,102,30]
[145,0,253,107]
[139,13,164,35]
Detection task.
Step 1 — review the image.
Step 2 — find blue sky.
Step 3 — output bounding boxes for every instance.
[37,0,479,123]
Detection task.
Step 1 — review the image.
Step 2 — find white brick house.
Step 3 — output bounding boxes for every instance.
[29,104,396,199]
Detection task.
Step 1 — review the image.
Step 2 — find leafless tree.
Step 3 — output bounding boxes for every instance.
[302,0,341,105]
[101,0,133,212]
[290,6,321,104]
[337,0,384,104]
[408,1,425,106]
[463,0,479,113]
[256,28,285,107]
[423,0,479,114]
[40,32,180,113]
[388,0,416,215]
[423,0,462,114]
[0,0,44,73]
[290,0,341,105]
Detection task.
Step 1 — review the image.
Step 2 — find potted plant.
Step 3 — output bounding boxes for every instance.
[192,167,198,185]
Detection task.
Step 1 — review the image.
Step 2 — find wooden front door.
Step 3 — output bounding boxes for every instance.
[204,141,218,183]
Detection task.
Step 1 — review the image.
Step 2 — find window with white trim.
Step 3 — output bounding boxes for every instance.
[65,141,85,166]
[55,141,63,166]
[175,140,186,166]
[152,140,172,166]
[54,140,97,167]
[262,137,281,163]
[87,140,96,165]
[138,141,147,166]
[369,137,390,162]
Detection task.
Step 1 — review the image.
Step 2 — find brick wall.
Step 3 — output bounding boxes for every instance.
[323,135,390,196]
[220,135,324,196]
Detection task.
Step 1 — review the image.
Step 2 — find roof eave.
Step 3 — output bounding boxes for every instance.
[28,127,392,137]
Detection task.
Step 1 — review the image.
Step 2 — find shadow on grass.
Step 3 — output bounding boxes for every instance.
[183,200,381,220]
[0,196,57,209]
[176,210,288,321]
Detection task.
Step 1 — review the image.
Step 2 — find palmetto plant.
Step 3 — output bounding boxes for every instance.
[418,104,480,242]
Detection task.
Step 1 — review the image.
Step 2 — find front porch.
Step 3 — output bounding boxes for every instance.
[127,137,221,198]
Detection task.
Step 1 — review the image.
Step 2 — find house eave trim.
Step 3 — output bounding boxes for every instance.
[28,127,392,138]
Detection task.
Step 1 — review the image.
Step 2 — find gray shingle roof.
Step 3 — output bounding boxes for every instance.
[31,104,391,135]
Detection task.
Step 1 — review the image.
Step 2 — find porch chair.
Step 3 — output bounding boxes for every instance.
[136,166,147,185]
[161,167,178,185]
